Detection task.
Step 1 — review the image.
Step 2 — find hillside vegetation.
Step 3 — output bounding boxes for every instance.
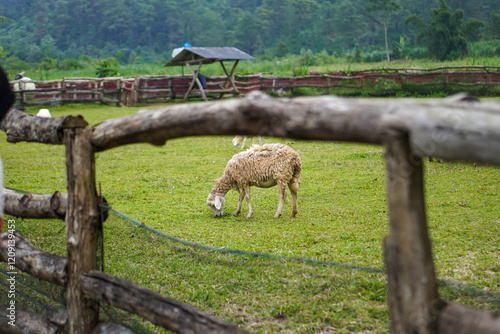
[1,0,500,78]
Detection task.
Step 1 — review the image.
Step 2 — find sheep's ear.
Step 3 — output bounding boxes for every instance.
[215,196,222,210]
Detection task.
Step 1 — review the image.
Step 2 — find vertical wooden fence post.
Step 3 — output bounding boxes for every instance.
[132,76,140,106]
[170,77,175,100]
[383,130,441,334]
[65,127,100,334]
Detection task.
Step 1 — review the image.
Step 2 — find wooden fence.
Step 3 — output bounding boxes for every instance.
[10,66,500,106]
[1,91,500,333]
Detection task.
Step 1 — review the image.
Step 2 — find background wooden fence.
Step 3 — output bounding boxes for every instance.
[1,92,500,333]
[11,66,500,106]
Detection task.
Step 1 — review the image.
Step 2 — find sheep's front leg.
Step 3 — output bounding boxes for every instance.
[244,185,253,218]
[234,189,245,216]
[274,183,287,218]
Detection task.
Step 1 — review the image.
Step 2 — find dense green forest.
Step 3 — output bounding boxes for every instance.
[1,0,500,70]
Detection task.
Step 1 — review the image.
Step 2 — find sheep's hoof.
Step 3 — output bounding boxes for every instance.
[233,211,240,217]
[291,211,298,218]
[246,213,253,218]
[273,213,282,219]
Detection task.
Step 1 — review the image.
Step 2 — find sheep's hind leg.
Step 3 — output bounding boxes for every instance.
[244,186,253,218]
[274,183,287,218]
[234,189,245,216]
[288,179,299,218]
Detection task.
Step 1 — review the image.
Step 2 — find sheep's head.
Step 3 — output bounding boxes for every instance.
[206,193,225,217]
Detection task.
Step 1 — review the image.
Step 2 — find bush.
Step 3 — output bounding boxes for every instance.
[406,47,428,60]
[468,40,500,57]
[363,50,387,63]
[2,56,33,75]
[59,59,84,71]
[38,58,58,71]
[95,60,118,78]
[298,48,316,66]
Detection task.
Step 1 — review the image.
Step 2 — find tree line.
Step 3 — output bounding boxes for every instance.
[0,0,499,69]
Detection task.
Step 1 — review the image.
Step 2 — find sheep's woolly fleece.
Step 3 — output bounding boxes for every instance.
[210,143,301,196]
[224,143,301,190]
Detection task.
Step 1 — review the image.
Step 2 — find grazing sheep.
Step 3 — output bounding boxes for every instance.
[13,72,36,91]
[37,108,51,118]
[232,135,263,149]
[207,143,301,218]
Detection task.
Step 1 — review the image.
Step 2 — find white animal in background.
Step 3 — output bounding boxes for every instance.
[13,73,36,91]
[232,135,263,149]
[37,109,51,118]
[207,143,301,219]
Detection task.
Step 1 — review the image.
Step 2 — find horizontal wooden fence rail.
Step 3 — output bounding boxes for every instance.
[81,271,249,334]
[11,67,500,106]
[0,230,68,286]
[1,91,499,334]
[90,91,500,166]
[3,188,67,220]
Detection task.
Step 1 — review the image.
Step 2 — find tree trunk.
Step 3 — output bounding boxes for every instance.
[384,20,390,63]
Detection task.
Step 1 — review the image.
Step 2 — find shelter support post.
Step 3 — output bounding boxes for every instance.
[184,62,207,101]
[219,60,241,98]
[383,129,441,334]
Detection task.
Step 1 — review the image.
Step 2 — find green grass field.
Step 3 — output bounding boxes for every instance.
[1,101,499,333]
[16,56,500,81]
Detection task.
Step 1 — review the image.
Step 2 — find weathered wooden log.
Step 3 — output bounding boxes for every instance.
[0,107,88,144]
[0,230,67,286]
[0,304,67,334]
[81,271,249,334]
[3,188,67,220]
[383,130,440,334]
[439,303,500,334]
[64,128,100,333]
[93,323,138,334]
[90,91,500,166]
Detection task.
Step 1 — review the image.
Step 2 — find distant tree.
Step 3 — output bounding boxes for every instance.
[127,51,139,64]
[275,41,291,58]
[230,10,262,55]
[0,46,9,64]
[331,1,369,51]
[366,0,401,63]
[0,16,13,63]
[393,36,407,60]
[405,0,484,60]
[486,13,500,40]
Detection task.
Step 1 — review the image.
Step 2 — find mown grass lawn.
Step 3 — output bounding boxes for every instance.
[1,101,499,333]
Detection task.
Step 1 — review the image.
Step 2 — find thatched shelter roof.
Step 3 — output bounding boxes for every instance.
[164,47,255,66]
